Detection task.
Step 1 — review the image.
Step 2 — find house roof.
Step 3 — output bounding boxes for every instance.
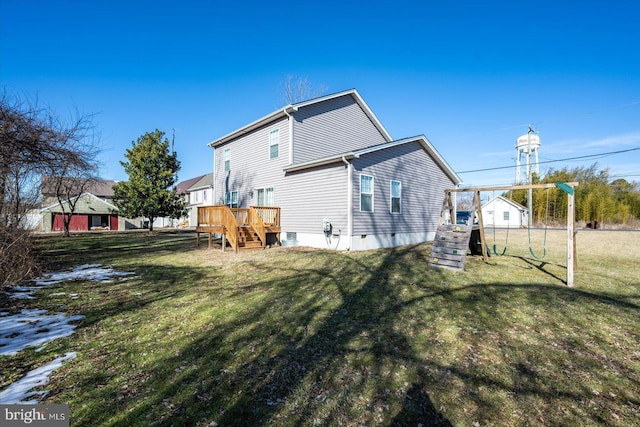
[41,177,118,197]
[207,89,392,147]
[282,135,462,185]
[176,175,206,194]
[41,192,119,213]
[482,196,527,211]
[187,173,214,191]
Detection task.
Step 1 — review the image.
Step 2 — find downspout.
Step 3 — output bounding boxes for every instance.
[342,156,352,250]
[283,108,294,165]
[211,144,216,206]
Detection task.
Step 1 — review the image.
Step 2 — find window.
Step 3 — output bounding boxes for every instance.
[224,149,230,172]
[257,187,275,206]
[503,211,510,221]
[225,191,238,208]
[269,129,279,159]
[203,190,207,202]
[390,180,401,213]
[360,175,374,212]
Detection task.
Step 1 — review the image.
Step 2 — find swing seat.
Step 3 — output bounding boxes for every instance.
[469,226,484,255]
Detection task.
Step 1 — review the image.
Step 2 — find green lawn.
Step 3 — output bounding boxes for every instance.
[2,229,639,426]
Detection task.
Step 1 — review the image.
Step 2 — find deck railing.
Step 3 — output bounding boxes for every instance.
[247,207,266,246]
[197,205,281,251]
[197,205,224,227]
[221,207,239,252]
[252,206,280,227]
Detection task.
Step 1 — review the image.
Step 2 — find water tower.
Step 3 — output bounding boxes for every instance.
[515,128,541,185]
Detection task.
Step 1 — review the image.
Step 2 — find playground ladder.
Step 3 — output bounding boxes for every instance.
[428,191,482,272]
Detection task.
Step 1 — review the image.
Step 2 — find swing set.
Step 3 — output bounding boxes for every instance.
[488,188,549,260]
[430,182,579,286]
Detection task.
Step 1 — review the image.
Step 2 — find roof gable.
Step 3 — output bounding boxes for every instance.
[41,177,117,197]
[176,175,206,194]
[283,135,462,185]
[41,192,119,213]
[207,89,392,147]
[483,196,527,211]
[188,173,214,191]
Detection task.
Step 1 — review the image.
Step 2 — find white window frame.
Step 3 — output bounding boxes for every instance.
[503,211,510,221]
[225,191,238,208]
[256,187,275,206]
[224,148,230,172]
[269,129,279,159]
[360,174,374,213]
[390,180,401,214]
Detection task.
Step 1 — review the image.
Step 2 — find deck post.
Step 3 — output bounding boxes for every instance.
[222,233,226,252]
[208,232,212,249]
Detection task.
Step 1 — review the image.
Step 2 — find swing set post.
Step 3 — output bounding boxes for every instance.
[474,190,489,263]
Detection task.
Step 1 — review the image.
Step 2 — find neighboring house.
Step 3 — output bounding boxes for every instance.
[481,196,528,228]
[40,178,137,232]
[207,88,462,251]
[186,173,214,227]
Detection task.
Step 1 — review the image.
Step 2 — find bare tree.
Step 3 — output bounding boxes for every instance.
[42,111,100,237]
[0,89,100,287]
[279,75,328,105]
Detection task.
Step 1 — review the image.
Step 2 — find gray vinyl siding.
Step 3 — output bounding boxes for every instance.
[292,95,388,164]
[351,141,456,235]
[213,117,289,207]
[279,163,348,234]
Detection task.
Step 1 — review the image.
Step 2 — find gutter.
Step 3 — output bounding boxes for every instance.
[283,107,296,165]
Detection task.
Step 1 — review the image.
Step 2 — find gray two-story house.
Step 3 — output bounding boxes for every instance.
[206,89,461,251]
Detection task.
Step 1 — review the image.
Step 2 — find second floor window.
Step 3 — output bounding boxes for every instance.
[224,149,230,172]
[269,129,279,159]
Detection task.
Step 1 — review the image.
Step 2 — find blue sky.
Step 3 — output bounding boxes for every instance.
[2,0,639,188]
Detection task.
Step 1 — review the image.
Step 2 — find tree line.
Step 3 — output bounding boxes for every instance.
[508,164,640,226]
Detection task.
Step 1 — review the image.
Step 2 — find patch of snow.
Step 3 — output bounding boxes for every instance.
[33,263,135,286]
[0,352,77,404]
[0,310,85,356]
[6,263,136,299]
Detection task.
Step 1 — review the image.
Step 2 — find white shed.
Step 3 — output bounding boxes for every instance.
[482,196,528,228]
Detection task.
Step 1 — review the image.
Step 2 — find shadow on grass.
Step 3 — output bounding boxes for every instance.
[39,235,640,426]
[82,244,640,426]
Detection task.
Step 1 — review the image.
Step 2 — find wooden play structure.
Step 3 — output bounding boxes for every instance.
[429,182,578,287]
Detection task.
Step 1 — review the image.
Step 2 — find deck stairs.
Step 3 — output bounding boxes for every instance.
[237,225,264,250]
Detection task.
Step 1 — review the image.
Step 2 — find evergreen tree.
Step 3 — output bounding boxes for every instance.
[113,130,187,231]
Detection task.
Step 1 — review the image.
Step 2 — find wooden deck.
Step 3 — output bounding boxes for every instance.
[196,206,281,252]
